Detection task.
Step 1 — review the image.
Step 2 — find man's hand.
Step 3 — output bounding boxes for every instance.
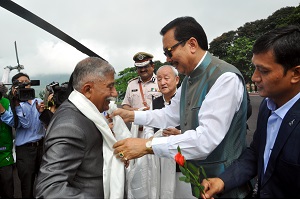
[113,138,152,161]
[36,101,45,113]
[201,178,225,199]
[0,104,5,114]
[110,108,135,123]
[163,128,181,136]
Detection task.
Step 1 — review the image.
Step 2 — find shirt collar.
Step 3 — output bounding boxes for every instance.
[192,51,207,73]
[266,92,300,119]
[138,74,156,83]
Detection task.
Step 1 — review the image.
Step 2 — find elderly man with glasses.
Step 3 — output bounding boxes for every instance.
[113,16,250,198]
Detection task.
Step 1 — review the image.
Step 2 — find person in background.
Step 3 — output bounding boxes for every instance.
[121,52,162,139]
[39,82,69,128]
[201,25,300,199]
[112,16,250,198]
[1,72,45,198]
[122,52,161,111]
[0,84,14,198]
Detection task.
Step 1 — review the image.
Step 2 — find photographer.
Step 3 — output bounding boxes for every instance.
[1,72,46,198]
[39,81,69,127]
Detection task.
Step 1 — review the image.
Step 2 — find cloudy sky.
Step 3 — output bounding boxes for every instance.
[0,0,299,80]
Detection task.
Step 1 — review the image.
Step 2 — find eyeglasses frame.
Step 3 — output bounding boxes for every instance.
[163,39,188,58]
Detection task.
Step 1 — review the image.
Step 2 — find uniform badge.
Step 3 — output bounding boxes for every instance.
[132,89,138,92]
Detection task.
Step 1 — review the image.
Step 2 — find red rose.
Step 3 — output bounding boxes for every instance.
[175,152,185,166]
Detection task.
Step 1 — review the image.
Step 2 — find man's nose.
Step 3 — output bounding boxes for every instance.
[166,57,172,63]
[111,87,118,97]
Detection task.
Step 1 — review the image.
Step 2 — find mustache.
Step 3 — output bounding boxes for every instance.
[106,97,116,101]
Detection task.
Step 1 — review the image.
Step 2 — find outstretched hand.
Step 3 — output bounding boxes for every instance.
[163,128,181,136]
[36,101,45,113]
[109,108,135,123]
[200,178,225,199]
[113,138,151,161]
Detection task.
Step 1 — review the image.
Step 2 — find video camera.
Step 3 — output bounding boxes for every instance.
[46,81,69,107]
[12,80,40,102]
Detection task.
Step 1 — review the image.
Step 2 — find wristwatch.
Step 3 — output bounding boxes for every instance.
[146,140,152,152]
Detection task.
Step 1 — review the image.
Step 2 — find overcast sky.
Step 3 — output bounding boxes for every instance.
[0,0,299,81]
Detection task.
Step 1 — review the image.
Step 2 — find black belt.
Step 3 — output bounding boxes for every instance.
[23,138,44,147]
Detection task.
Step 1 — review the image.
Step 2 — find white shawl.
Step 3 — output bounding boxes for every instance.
[69,90,131,199]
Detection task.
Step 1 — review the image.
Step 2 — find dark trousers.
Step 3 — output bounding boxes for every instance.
[16,141,43,198]
[0,164,14,198]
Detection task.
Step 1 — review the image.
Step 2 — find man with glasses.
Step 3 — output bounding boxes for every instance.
[113,16,250,198]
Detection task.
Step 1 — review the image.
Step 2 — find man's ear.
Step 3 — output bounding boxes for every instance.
[175,75,180,85]
[81,82,93,99]
[291,65,300,84]
[188,37,198,54]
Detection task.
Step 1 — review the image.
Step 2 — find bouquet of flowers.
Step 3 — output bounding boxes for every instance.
[174,146,208,198]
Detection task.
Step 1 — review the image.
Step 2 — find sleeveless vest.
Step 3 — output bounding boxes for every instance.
[180,52,249,198]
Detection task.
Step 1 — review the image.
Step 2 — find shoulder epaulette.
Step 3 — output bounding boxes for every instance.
[127,77,139,84]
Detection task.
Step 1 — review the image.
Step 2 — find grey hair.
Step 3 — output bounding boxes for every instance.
[157,65,179,77]
[72,57,115,91]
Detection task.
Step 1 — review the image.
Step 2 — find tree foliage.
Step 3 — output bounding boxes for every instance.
[209,4,300,84]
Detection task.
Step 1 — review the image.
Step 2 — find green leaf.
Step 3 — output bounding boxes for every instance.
[193,186,200,198]
[179,166,188,176]
[185,175,191,183]
[184,160,188,168]
[179,176,187,182]
[201,166,208,180]
[177,145,181,154]
[187,162,199,175]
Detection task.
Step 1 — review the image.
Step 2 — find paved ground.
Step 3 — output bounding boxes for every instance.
[247,93,264,146]
[13,94,263,198]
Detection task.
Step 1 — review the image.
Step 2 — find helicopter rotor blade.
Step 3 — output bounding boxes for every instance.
[0,0,105,60]
[14,41,20,67]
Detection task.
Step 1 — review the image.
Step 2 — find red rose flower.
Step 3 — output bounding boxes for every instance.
[174,146,208,198]
[175,152,185,166]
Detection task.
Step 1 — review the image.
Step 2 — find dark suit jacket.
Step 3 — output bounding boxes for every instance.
[35,100,104,198]
[219,98,300,198]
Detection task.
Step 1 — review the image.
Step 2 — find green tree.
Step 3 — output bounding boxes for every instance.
[38,89,45,100]
[209,4,300,84]
[115,67,137,101]
[223,37,255,83]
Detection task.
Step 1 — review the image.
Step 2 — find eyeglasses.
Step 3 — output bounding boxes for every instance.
[163,40,186,58]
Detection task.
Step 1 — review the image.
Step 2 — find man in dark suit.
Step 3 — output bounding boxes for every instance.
[201,25,300,198]
[35,57,118,198]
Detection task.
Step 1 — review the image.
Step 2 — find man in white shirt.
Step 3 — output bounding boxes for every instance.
[112,16,250,198]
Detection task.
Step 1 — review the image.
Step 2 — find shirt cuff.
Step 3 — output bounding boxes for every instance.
[152,136,171,158]
[134,111,147,125]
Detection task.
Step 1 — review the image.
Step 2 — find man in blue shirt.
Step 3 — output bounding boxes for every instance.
[1,72,45,198]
